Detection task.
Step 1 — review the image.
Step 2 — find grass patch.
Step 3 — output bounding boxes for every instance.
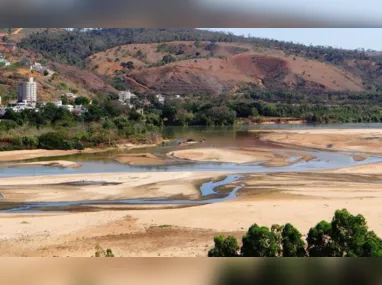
[20,221,30,224]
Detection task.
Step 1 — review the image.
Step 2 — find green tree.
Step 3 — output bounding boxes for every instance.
[61,95,69,105]
[162,55,176,64]
[331,209,382,257]
[126,61,135,69]
[21,136,38,149]
[75,96,90,106]
[208,235,239,257]
[307,221,336,257]
[38,132,73,150]
[241,224,279,257]
[281,223,306,257]
[307,209,382,257]
[43,70,49,76]
[3,109,23,125]
[105,249,115,257]
[271,224,284,256]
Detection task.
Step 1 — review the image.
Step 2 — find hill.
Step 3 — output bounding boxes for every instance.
[15,28,382,97]
[87,41,363,95]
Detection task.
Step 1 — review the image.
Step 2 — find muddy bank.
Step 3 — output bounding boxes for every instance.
[114,153,165,165]
[0,143,162,163]
[247,117,306,125]
[1,160,81,169]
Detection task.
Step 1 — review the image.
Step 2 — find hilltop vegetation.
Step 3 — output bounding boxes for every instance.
[14,28,382,94]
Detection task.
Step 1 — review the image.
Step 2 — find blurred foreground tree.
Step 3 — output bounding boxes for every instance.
[209,209,382,257]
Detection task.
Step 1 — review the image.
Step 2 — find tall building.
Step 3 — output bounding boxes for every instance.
[18,77,37,102]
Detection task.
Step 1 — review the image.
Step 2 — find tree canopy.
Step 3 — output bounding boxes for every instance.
[208,209,382,257]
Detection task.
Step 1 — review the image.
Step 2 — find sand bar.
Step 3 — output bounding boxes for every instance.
[1,160,80,169]
[255,128,382,154]
[1,165,382,256]
[168,147,314,167]
[114,153,165,165]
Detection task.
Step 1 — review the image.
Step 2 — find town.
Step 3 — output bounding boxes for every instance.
[0,75,169,117]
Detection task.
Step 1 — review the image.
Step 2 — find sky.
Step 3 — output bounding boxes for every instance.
[201,0,382,25]
[210,29,382,51]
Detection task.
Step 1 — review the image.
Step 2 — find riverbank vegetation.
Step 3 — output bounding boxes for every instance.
[2,89,382,151]
[208,209,382,257]
[0,96,161,151]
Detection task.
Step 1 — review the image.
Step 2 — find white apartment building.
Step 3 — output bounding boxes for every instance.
[118,90,136,103]
[18,77,37,103]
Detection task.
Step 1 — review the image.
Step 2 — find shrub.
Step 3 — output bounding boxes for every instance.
[38,132,73,150]
[21,136,39,149]
[208,235,239,257]
[94,245,114,257]
[73,140,85,150]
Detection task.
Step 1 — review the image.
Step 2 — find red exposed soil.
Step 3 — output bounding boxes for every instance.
[88,41,365,95]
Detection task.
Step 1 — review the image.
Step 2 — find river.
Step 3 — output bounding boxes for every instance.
[1,124,382,178]
[1,124,382,212]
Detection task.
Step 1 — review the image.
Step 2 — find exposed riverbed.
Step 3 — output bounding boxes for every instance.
[2,124,382,212]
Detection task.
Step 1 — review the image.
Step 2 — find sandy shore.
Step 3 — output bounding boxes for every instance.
[115,153,165,165]
[2,129,382,257]
[1,160,81,169]
[0,148,108,162]
[0,160,382,256]
[256,128,382,154]
[0,143,161,163]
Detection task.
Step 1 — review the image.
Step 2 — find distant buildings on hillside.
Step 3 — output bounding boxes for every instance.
[0,53,10,66]
[156,94,165,104]
[61,92,78,100]
[30,62,48,72]
[118,90,136,103]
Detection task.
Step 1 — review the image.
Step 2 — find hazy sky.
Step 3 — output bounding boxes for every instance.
[210,29,382,50]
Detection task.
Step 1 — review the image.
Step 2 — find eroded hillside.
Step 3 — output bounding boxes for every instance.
[88,41,364,95]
